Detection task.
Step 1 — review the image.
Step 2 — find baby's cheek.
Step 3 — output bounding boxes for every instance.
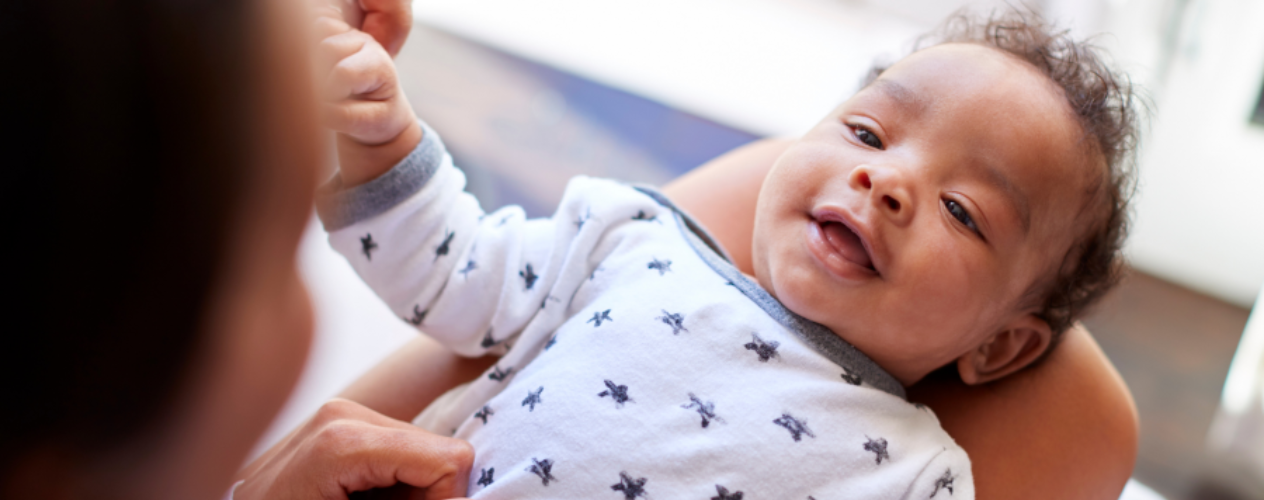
[770,255,845,321]
[906,260,997,330]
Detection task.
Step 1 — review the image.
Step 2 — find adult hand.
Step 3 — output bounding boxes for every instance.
[329,0,413,56]
[234,398,474,500]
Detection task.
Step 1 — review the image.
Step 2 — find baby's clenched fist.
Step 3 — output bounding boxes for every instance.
[314,11,421,186]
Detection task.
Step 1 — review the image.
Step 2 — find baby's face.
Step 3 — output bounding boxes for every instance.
[752,43,1098,385]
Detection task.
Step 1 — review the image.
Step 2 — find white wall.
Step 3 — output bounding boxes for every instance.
[1109,0,1264,306]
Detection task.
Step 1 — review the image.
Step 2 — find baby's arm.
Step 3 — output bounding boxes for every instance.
[314,15,584,358]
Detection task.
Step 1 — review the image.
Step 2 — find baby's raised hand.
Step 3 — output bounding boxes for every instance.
[315,10,421,186]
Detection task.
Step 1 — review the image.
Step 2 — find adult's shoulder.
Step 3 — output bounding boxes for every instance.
[908,325,1138,500]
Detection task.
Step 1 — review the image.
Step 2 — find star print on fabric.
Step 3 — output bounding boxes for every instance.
[712,484,744,500]
[360,234,377,260]
[458,259,477,277]
[931,469,956,497]
[496,213,513,227]
[631,210,660,223]
[744,333,780,362]
[474,405,494,424]
[488,365,514,382]
[545,334,558,350]
[434,229,455,260]
[681,393,723,428]
[598,380,632,407]
[864,437,890,464]
[405,305,427,326]
[525,458,556,486]
[481,329,499,348]
[574,207,592,229]
[590,266,603,281]
[477,467,494,487]
[611,471,648,499]
[519,263,539,290]
[655,310,688,335]
[774,413,815,442]
[647,257,672,276]
[587,309,613,327]
[840,368,862,386]
[522,387,544,411]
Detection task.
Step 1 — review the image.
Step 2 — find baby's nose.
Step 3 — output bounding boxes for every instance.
[849,165,914,225]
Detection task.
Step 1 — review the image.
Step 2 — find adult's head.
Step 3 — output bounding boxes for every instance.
[4,0,321,498]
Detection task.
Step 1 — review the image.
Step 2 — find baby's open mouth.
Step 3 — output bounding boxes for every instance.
[819,220,875,271]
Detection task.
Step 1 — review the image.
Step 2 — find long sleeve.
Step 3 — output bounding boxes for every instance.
[316,123,571,357]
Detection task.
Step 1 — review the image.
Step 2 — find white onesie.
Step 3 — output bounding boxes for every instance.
[317,123,974,500]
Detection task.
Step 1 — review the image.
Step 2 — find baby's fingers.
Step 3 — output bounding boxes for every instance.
[314,12,353,42]
[358,0,412,56]
[317,29,373,84]
[324,100,400,144]
[323,37,394,101]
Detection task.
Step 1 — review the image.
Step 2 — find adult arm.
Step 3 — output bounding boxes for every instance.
[341,335,496,422]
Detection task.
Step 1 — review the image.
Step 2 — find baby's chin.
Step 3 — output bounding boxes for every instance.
[752,234,951,384]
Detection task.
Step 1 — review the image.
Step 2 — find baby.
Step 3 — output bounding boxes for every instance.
[315,8,1137,500]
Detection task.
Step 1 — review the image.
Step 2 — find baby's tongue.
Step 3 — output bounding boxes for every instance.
[822,221,872,269]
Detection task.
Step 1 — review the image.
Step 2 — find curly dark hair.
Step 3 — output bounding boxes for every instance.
[864,8,1142,347]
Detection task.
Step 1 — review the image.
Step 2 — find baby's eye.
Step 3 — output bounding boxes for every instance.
[944,199,980,234]
[851,126,884,150]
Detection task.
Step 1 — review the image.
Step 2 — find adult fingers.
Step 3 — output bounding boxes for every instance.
[307,398,426,434]
[294,410,473,498]
[358,0,412,56]
[337,424,474,500]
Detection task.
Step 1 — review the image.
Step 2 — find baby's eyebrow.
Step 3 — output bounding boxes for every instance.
[975,162,1031,234]
[872,79,929,116]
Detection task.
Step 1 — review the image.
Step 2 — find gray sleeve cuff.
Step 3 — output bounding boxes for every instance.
[315,120,447,231]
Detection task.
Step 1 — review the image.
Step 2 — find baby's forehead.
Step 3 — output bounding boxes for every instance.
[872,44,1071,118]
[863,44,1104,252]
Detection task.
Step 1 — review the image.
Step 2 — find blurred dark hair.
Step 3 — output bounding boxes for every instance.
[863,8,1141,351]
[2,0,253,471]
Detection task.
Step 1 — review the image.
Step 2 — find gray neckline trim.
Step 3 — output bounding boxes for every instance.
[316,121,445,231]
[633,186,907,400]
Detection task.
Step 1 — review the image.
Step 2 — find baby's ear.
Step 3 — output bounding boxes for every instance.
[956,314,1053,385]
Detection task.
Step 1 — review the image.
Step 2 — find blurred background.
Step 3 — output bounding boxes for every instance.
[274,1,1264,499]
